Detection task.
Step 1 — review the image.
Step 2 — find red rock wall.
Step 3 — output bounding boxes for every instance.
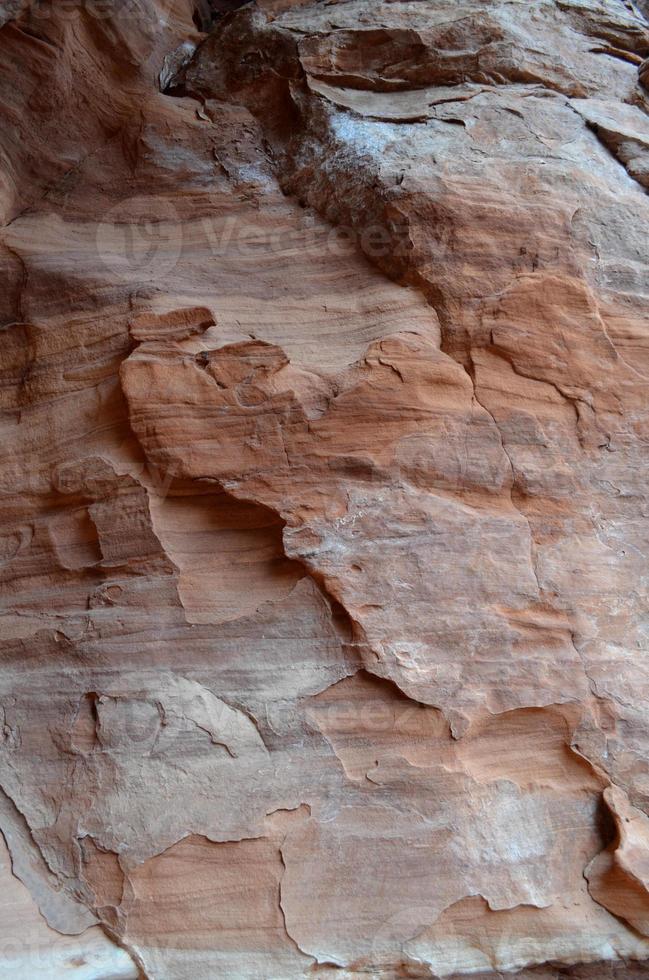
[1,0,649,976]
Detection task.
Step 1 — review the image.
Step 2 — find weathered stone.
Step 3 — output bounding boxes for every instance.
[1,0,649,977]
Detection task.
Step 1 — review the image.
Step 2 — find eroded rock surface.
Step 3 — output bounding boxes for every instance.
[1,0,649,977]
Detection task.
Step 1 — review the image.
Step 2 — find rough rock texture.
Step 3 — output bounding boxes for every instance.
[1,0,649,977]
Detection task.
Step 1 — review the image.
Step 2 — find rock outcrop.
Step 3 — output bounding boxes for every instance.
[1,0,649,977]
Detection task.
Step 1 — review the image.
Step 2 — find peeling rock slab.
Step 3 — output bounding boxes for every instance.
[1,0,649,977]
[0,834,137,979]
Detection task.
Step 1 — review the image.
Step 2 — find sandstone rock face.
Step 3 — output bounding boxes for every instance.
[1,0,649,977]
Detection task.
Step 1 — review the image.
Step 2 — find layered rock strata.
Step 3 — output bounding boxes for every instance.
[1,0,649,976]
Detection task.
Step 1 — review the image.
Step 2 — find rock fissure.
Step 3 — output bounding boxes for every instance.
[2,0,649,976]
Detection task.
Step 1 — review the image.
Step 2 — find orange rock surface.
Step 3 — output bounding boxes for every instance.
[1,0,649,976]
